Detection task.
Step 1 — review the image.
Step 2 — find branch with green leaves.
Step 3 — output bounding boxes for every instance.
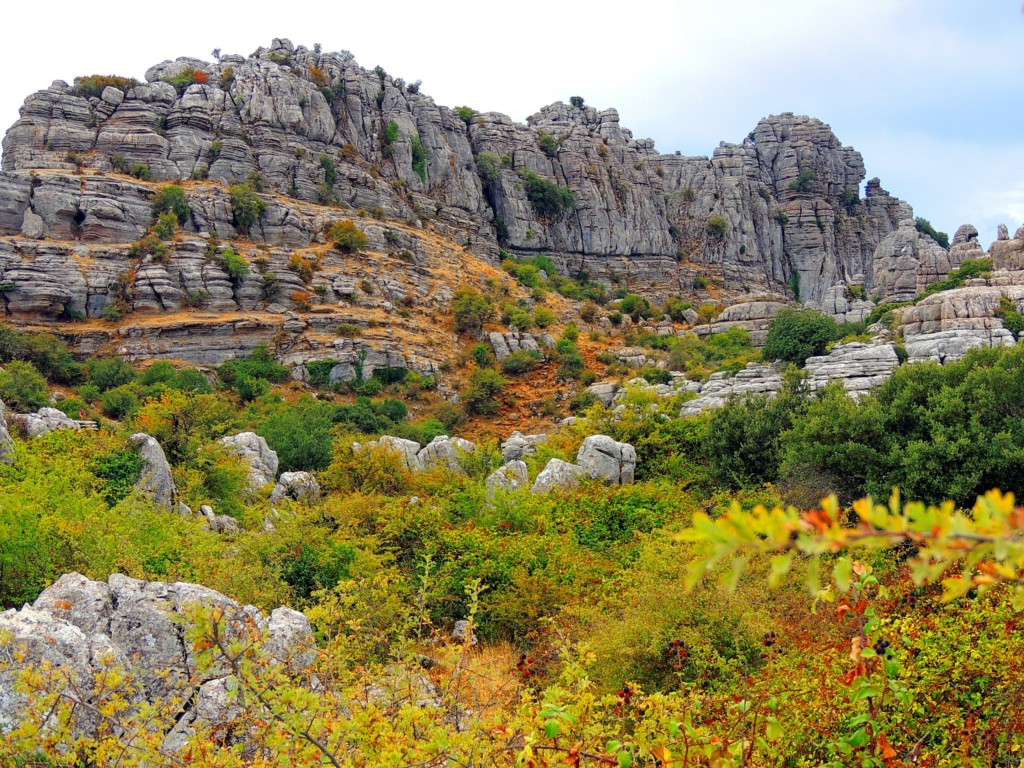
[678,489,1024,607]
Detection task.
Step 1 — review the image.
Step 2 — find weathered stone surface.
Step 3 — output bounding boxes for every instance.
[0,572,314,748]
[21,406,79,438]
[0,399,13,464]
[269,471,321,502]
[129,432,176,510]
[804,342,901,397]
[896,283,1021,363]
[680,363,785,416]
[201,505,240,534]
[872,219,958,303]
[990,224,1024,271]
[485,460,530,498]
[218,432,278,489]
[500,431,547,462]
[417,435,475,472]
[691,301,787,346]
[451,619,477,646]
[374,435,424,471]
[531,458,582,494]
[576,435,636,485]
[586,382,618,407]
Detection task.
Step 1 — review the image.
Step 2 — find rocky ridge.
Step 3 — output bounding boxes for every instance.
[0,37,940,370]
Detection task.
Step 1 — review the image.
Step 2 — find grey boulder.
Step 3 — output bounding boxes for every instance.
[269,471,321,502]
[218,432,279,489]
[531,458,582,495]
[129,432,176,510]
[576,435,636,485]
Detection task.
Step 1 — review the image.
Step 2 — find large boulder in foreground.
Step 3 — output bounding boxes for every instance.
[0,572,314,749]
[576,435,636,485]
[218,432,279,489]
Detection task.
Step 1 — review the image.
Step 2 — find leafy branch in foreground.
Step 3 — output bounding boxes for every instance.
[679,489,1024,606]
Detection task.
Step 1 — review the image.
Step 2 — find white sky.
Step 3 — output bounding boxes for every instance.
[2,0,1021,242]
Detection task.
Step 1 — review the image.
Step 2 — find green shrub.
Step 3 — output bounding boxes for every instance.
[463,368,507,415]
[761,308,840,366]
[475,151,502,184]
[151,186,190,224]
[218,248,249,285]
[229,183,266,234]
[471,344,494,368]
[619,293,653,321]
[153,211,178,239]
[319,154,336,188]
[217,345,289,386]
[328,220,368,252]
[705,216,729,240]
[452,288,493,334]
[128,163,151,181]
[915,217,950,249]
[410,135,428,181]
[90,448,144,505]
[533,306,556,328]
[100,385,140,420]
[787,168,816,194]
[0,360,49,411]
[0,325,81,384]
[85,357,136,392]
[507,306,533,332]
[257,397,336,471]
[234,375,270,402]
[537,132,558,157]
[73,74,132,99]
[455,106,476,124]
[501,349,542,375]
[520,170,576,219]
[997,295,1024,335]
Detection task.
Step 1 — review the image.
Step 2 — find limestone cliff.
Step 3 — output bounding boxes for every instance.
[0,37,937,364]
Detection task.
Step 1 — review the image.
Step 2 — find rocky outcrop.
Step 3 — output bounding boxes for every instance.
[269,471,321,502]
[20,406,79,438]
[488,332,554,362]
[690,301,787,346]
[500,431,547,462]
[680,363,785,416]
[804,342,901,397]
[0,399,13,464]
[485,460,529,498]
[872,219,960,303]
[218,432,278,489]
[576,435,636,485]
[129,432,176,510]
[0,40,923,346]
[418,435,476,471]
[899,284,1019,363]
[0,572,314,748]
[200,504,240,534]
[990,224,1024,271]
[531,458,582,495]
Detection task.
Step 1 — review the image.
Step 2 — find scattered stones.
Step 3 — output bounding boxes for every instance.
[218,432,279,489]
[201,504,240,534]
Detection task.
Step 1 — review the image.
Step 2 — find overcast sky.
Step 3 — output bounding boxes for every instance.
[2,1,1021,243]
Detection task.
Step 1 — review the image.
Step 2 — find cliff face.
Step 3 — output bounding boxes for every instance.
[0,37,925,361]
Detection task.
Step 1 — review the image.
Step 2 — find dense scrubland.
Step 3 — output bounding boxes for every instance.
[2,315,1024,766]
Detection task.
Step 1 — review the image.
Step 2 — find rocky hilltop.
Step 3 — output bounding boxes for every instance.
[1,36,1016,375]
